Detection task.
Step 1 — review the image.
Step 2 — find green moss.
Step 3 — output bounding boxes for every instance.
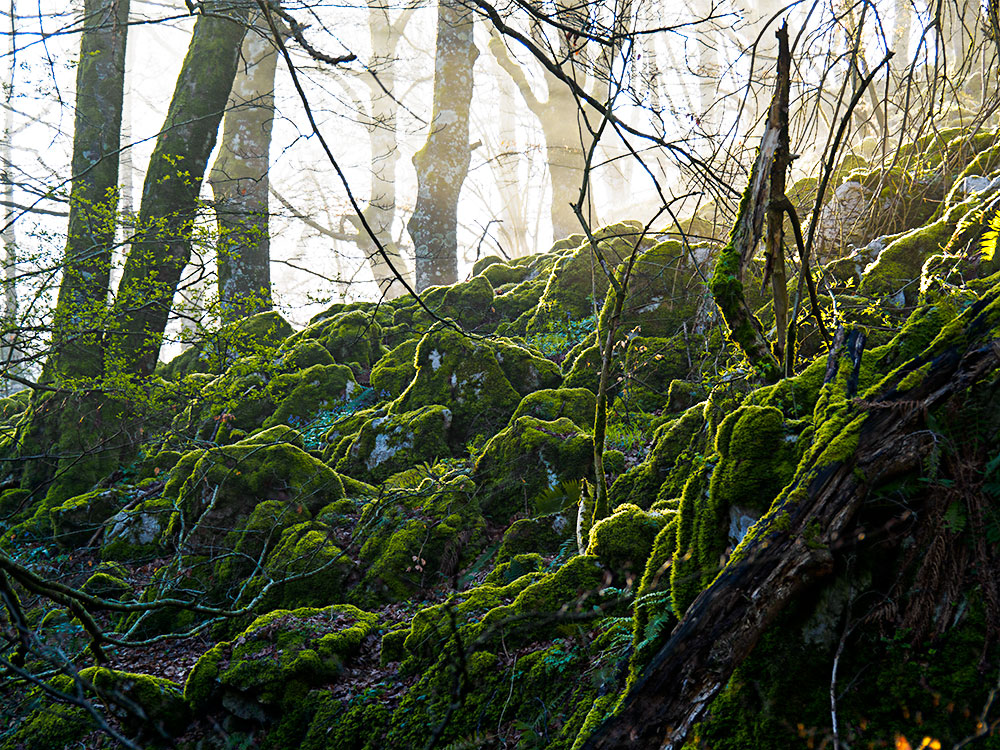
[391,326,523,447]
[587,503,672,575]
[1,702,94,750]
[511,388,597,431]
[401,574,541,665]
[184,604,380,715]
[859,194,981,305]
[81,570,131,600]
[417,274,497,330]
[49,487,126,547]
[493,276,548,324]
[263,363,358,430]
[154,434,344,562]
[369,338,418,399]
[158,310,292,380]
[336,404,452,483]
[607,402,707,511]
[81,667,189,735]
[527,222,648,332]
[473,415,594,521]
[485,552,546,586]
[284,309,384,374]
[275,338,336,371]
[496,511,575,562]
[353,475,485,604]
[250,521,355,610]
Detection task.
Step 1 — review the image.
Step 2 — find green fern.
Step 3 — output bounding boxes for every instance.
[979,208,1000,261]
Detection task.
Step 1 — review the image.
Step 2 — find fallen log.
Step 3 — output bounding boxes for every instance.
[582,293,1000,749]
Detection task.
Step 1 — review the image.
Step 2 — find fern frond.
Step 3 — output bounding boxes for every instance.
[980,208,1000,262]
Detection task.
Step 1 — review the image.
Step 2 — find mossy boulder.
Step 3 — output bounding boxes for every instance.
[418,274,496,330]
[245,521,355,611]
[82,667,190,736]
[597,238,706,339]
[158,310,292,380]
[353,475,485,603]
[49,486,127,548]
[336,405,453,484]
[511,388,596,431]
[275,338,337,371]
[587,503,673,576]
[527,222,647,331]
[859,193,982,304]
[607,403,707,510]
[155,431,345,555]
[473,415,594,522]
[263,363,358,431]
[184,604,380,716]
[283,308,384,375]
[496,511,576,562]
[369,338,418,399]
[621,334,702,412]
[390,327,523,447]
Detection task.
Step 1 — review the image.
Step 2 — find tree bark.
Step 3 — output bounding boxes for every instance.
[582,311,1000,749]
[408,0,478,291]
[47,0,131,382]
[346,0,414,299]
[108,3,248,378]
[208,11,275,320]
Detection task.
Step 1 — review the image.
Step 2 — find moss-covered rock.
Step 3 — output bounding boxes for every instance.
[369,338,418,399]
[511,387,597,431]
[283,308,384,376]
[353,475,485,604]
[587,503,673,576]
[527,222,647,331]
[474,415,594,522]
[390,326,523,447]
[184,604,380,716]
[153,432,345,558]
[158,310,292,381]
[336,405,453,484]
[49,487,127,547]
[263,362,359,431]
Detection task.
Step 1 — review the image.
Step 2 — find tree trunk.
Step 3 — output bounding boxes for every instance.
[109,3,248,378]
[347,0,413,299]
[1,0,21,395]
[208,12,275,321]
[582,315,1000,749]
[407,0,478,291]
[46,0,131,382]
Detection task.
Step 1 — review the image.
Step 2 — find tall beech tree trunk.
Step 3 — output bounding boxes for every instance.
[208,12,275,320]
[109,3,248,378]
[408,0,478,291]
[46,0,130,382]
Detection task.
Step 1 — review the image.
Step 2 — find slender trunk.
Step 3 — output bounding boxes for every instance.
[1,0,18,394]
[408,0,478,291]
[350,0,411,298]
[109,4,248,378]
[47,0,130,382]
[209,12,274,320]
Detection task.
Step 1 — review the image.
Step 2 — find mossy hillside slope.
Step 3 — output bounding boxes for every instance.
[7,165,1000,750]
